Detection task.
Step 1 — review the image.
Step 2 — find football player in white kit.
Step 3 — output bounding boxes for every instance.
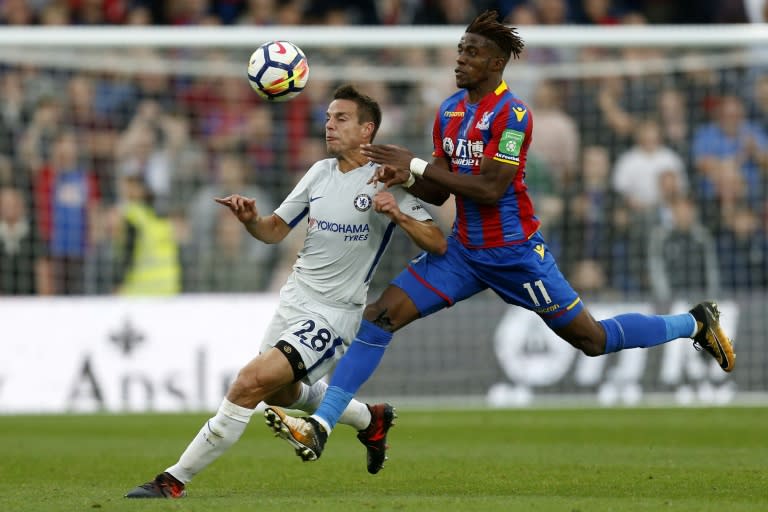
[125,85,447,498]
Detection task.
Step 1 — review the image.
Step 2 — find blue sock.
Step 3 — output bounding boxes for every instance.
[313,320,393,431]
[600,313,696,354]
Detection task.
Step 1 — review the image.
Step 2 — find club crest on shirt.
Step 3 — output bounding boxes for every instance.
[354,193,372,212]
[475,111,493,130]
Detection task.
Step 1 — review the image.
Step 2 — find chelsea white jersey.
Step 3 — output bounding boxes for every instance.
[274,159,432,306]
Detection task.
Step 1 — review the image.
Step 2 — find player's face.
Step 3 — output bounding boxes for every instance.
[325,99,370,157]
[454,33,500,90]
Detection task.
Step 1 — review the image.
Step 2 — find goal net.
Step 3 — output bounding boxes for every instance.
[0,25,766,411]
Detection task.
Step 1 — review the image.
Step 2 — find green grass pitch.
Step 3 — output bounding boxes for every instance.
[0,407,766,511]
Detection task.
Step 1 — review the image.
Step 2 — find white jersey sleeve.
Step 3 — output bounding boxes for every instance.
[273,159,433,306]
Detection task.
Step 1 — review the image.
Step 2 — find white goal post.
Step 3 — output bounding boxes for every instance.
[0,23,767,48]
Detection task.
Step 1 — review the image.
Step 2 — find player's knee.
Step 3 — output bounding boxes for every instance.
[231,367,273,397]
[362,302,398,329]
[563,333,604,357]
[580,341,604,357]
[362,302,386,322]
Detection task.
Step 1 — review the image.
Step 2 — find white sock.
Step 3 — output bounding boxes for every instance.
[690,313,700,337]
[290,381,372,432]
[166,398,254,483]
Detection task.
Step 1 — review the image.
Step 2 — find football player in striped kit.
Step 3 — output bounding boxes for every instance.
[267,10,735,464]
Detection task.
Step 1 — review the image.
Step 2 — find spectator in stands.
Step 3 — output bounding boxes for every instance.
[130,50,177,112]
[529,79,579,191]
[656,166,688,227]
[528,0,575,64]
[0,70,25,160]
[697,158,748,237]
[115,99,188,211]
[593,75,636,149]
[748,72,768,132]
[0,0,35,24]
[165,0,213,25]
[412,0,478,24]
[647,195,719,304]
[19,96,62,177]
[165,113,208,214]
[374,0,420,24]
[533,0,569,24]
[717,206,768,292]
[305,0,382,25]
[71,0,128,25]
[126,4,152,25]
[676,51,725,126]
[114,174,181,295]
[272,0,305,24]
[83,202,121,294]
[34,130,100,295]
[0,186,45,294]
[205,101,278,188]
[576,0,622,25]
[656,87,691,165]
[607,199,646,293]
[236,0,279,25]
[612,119,687,219]
[200,75,255,152]
[66,74,119,199]
[716,206,768,291]
[191,205,276,292]
[568,259,610,296]
[187,152,275,257]
[503,2,561,68]
[692,94,768,206]
[556,145,618,276]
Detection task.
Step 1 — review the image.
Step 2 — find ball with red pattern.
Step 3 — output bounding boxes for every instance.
[247,40,310,102]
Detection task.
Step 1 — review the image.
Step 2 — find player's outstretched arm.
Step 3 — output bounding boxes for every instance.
[373,191,447,255]
[363,144,451,205]
[363,143,513,205]
[214,194,290,244]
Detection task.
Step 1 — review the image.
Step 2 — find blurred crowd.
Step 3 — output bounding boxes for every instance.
[0,0,760,26]
[0,0,767,300]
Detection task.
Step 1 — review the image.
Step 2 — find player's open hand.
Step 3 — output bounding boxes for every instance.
[373,191,403,221]
[369,164,411,188]
[214,194,259,224]
[362,144,414,170]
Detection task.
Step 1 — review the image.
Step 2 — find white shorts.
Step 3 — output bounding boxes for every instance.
[260,274,364,385]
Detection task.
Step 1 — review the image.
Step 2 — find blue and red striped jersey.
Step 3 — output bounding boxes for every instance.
[432,81,540,249]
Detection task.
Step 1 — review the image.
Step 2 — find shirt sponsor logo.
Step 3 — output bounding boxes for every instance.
[308,217,370,235]
[442,137,455,156]
[447,138,484,167]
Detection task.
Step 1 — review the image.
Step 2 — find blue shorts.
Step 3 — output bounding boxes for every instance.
[391,233,583,329]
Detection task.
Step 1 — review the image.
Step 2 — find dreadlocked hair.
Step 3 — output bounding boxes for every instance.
[465,10,524,60]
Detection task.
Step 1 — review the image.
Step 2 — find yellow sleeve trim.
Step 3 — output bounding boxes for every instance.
[565,297,582,311]
[492,157,519,165]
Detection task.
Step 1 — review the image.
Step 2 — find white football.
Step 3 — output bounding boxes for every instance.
[247,40,309,102]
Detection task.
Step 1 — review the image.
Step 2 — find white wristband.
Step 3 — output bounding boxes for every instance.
[409,157,428,177]
[403,173,416,188]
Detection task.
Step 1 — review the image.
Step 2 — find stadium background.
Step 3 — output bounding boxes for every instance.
[0,0,767,413]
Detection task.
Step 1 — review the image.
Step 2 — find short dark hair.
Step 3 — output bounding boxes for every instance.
[466,10,525,61]
[333,84,382,142]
